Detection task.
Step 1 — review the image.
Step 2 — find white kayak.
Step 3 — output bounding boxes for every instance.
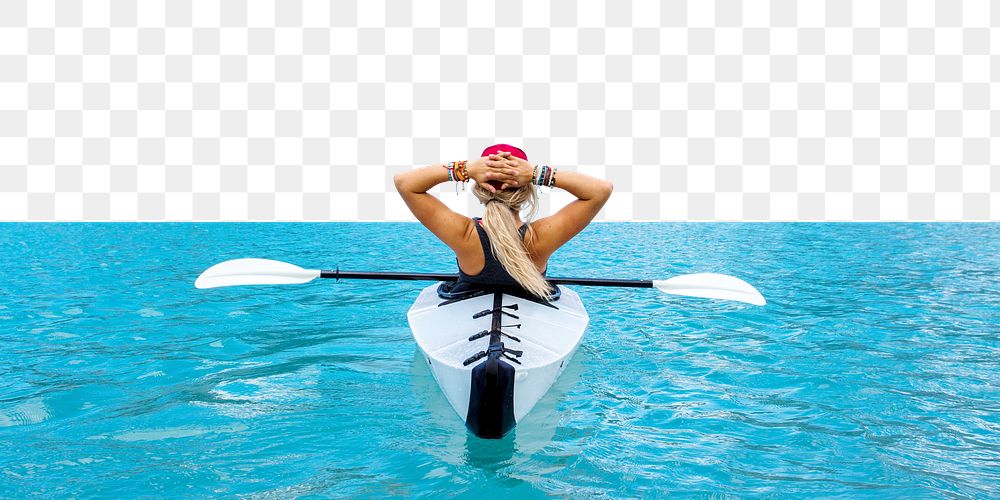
[406,282,589,438]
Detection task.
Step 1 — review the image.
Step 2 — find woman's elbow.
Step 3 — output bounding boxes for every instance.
[393,173,407,191]
[600,180,614,199]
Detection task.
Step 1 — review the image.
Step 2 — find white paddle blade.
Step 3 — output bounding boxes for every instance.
[653,273,766,306]
[195,258,321,289]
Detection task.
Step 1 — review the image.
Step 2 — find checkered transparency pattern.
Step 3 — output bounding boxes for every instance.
[0,0,995,221]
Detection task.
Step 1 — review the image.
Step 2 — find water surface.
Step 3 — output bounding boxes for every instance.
[1,223,998,497]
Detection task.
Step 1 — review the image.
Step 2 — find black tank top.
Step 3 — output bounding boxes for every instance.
[439,217,547,296]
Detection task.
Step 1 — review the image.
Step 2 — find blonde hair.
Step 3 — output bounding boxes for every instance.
[471,183,554,300]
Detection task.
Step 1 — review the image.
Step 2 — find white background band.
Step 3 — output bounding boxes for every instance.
[0,0,995,221]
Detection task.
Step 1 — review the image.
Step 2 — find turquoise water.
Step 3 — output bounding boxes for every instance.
[1,223,998,497]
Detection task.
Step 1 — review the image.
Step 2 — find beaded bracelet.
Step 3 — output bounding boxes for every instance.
[443,161,469,193]
[444,161,469,182]
[533,164,558,189]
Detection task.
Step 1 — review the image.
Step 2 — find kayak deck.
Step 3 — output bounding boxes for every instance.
[407,282,589,438]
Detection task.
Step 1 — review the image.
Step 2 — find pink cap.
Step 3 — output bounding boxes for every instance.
[481,143,527,161]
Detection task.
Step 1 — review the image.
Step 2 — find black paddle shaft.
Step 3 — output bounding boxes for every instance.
[318,270,654,288]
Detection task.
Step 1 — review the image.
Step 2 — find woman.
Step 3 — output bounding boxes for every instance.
[393,144,613,301]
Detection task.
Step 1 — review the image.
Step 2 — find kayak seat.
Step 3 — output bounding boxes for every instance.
[436,280,561,303]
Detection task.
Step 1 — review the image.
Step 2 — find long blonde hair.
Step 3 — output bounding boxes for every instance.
[471,183,554,300]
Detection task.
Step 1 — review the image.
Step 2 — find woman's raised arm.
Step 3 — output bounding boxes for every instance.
[486,151,613,257]
[393,157,511,250]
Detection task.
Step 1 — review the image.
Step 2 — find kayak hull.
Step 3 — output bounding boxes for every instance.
[406,282,588,438]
